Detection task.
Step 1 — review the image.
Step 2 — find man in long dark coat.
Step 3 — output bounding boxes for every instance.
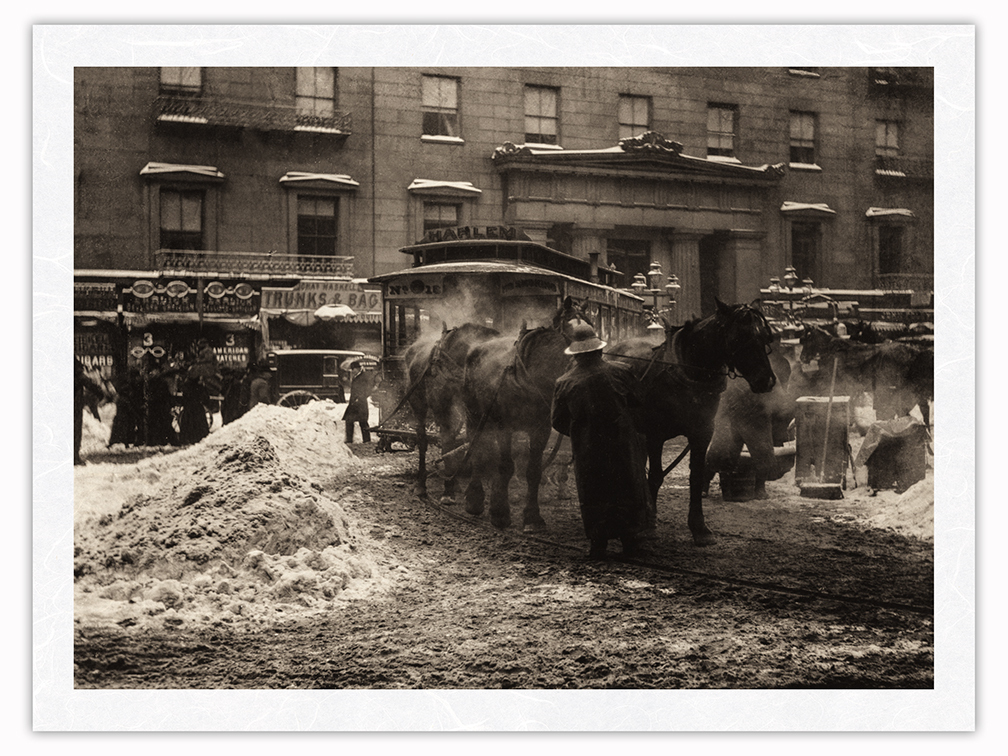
[551,323,650,559]
[343,362,373,444]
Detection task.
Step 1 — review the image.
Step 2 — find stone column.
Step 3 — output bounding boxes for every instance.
[725,232,767,304]
[669,232,702,325]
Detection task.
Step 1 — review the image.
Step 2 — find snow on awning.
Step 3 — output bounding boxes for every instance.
[140,162,225,180]
[866,207,916,219]
[407,179,482,196]
[780,201,836,215]
[279,171,360,189]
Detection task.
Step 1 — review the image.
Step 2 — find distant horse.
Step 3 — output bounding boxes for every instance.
[606,298,777,545]
[704,345,797,499]
[460,298,586,531]
[403,321,501,500]
[799,325,933,429]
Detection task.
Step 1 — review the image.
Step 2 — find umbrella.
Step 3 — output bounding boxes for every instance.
[313,303,357,321]
[340,355,380,372]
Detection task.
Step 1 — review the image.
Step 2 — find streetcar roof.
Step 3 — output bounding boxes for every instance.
[369,260,644,301]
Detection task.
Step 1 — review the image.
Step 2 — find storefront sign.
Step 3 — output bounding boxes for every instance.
[74,329,115,370]
[501,277,560,297]
[383,276,444,300]
[261,280,381,311]
[122,278,261,316]
[74,282,119,312]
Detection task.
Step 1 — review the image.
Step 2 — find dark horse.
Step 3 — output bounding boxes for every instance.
[606,298,777,545]
[460,298,586,531]
[403,321,501,500]
[799,324,933,429]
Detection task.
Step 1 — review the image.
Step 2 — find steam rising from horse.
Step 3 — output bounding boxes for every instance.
[403,322,501,501]
[798,325,934,429]
[460,298,587,531]
[606,299,777,545]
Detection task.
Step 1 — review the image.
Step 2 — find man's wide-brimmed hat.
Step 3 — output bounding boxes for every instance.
[564,322,606,355]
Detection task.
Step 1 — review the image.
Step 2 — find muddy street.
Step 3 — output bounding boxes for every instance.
[73,409,933,690]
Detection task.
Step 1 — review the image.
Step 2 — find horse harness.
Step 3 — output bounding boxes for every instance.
[637,328,728,401]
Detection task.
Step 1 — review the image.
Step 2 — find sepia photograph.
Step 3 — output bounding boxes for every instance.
[33,23,975,732]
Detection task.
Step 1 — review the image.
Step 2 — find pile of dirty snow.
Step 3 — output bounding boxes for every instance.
[74,401,409,632]
[863,475,935,540]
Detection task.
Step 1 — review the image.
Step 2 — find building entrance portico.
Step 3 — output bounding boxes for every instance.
[491,132,784,323]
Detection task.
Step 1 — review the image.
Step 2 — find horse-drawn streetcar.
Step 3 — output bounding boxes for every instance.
[368,226,646,450]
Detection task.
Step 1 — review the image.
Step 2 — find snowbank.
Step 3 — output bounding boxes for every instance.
[74,401,408,632]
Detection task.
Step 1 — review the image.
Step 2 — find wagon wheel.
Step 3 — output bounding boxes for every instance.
[278,390,319,409]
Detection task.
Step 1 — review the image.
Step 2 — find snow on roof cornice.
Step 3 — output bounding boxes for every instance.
[780,201,837,214]
[279,171,359,188]
[407,179,482,195]
[866,207,916,218]
[492,132,785,178]
[139,162,224,179]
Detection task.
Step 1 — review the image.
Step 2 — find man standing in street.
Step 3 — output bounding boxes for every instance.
[551,322,651,560]
[343,361,374,444]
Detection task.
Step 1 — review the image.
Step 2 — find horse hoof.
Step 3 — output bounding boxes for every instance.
[691,531,716,547]
[490,515,512,530]
[465,503,484,516]
[414,487,428,499]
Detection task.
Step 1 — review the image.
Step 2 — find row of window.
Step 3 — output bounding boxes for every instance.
[159,188,341,258]
[161,66,339,121]
[163,184,907,287]
[422,75,903,166]
[160,68,906,166]
[159,187,458,257]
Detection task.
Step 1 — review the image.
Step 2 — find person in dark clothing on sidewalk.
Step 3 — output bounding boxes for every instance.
[177,373,211,445]
[343,361,373,444]
[74,357,105,465]
[551,322,651,560]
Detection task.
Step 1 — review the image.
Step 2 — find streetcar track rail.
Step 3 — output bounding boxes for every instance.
[418,484,934,618]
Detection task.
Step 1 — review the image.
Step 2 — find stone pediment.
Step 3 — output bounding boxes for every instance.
[492,131,785,183]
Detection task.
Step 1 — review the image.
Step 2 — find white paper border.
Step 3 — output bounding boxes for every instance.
[31,23,975,733]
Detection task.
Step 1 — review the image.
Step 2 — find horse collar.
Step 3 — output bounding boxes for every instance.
[667,328,728,395]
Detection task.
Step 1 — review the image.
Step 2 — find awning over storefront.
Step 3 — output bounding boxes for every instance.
[258,308,382,325]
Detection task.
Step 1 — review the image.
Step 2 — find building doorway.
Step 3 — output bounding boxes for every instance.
[606,238,651,287]
[698,232,729,317]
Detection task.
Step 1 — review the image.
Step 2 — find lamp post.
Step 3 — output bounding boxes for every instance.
[782,265,799,327]
[631,261,681,326]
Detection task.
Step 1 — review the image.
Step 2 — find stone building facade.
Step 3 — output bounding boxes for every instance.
[74,65,933,370]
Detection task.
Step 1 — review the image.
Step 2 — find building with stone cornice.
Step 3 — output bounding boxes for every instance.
[74,66,933,373]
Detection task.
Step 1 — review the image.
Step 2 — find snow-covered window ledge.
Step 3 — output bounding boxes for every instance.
[521,142,564,151]
[421,135,465,145]
[407,179,482,197]
[788,68,821,78]
[707,155,742,164]
[279,172,360,190]
[789,162,823,172]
